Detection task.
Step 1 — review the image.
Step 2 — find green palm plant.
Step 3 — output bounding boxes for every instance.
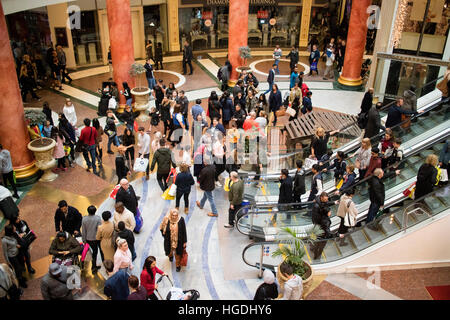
[272,227,307,279]
[129,62,146,90]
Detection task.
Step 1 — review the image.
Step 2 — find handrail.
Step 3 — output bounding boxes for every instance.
[241,185,450,270]
[240,96,446,184]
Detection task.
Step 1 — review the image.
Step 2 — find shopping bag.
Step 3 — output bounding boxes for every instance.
[161,188,175,200]
[403,182,416,199]
[311,61,318,71]
[440,168,448,182]
[304,157,318,170]
[81,243,90,262]
[109,184,121,199]
[223,177,234,192]
[133,121,138,132]
[168,183,177,197]
[286,106,296,117]
[133,157,149,172]
[181,249,188,267]
[336,179,344,190]
[134,208,144,233]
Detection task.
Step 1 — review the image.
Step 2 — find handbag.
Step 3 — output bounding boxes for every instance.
[133,158,149,172]
[168,183,177,197]
[286,106,296,117]
[80,242,90,262]
[23,230,37,247]
[344,200,356,227]
[436,78,448,96]
[403,182,416,199]
[180,249,188,267]
[0,283,22,300]
[401,114,411,129]
[311,61,318,71]
[75,128,92,153]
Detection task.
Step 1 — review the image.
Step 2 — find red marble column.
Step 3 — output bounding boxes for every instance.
[0,2,35,175]
[228,0,249,83]
[338,0,372,87]
[106,0,135,104]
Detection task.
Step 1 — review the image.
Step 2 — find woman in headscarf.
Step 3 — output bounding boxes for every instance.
[253,269,278,300]
[159,208,187,272]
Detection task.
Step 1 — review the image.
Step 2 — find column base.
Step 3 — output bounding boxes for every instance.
[228,80,237,88]
[14,161,41,187]
[336,76,365,91]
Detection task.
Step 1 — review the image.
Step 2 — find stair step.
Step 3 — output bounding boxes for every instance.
[349,230,371,251]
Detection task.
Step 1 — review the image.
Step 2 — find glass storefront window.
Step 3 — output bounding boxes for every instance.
[144,5,167,56]
[71,10,103,66]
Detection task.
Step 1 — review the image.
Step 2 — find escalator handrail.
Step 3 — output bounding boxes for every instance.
[241,185,450,269]
[241,96,447,183]
[236,130,450,236]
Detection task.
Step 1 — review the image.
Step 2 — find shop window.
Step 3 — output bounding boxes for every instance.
[71,10,103,66]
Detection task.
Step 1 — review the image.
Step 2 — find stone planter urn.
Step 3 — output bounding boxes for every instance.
[131,87,151,122]
[276,260,313,299]
[27,137,58,182]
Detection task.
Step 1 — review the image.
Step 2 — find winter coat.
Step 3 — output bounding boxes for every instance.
[229,179,244,206]
[337,194,358,219]
[115,155,129,184]
[150,147,176,174]
[368,176,385,206]
[282,275,303,300]
[140,266,164,296]
[104,269,129,300]
[96,221,115,261]
[41,272,73,300]
[415,163,437,199]
[48,236,82,259]
[254,283,278,300]
[53,136,65,159]
[269,90,282,112]
[364,106,383,139]
[360,92,373,114]
[175,171,195,194]
[293,169,306,196]
[54,206,82,235]
[364,155,382,178]
[220,97,234,122]
[160,217,187,256]
[439,140,450,166]
[385,105,416,128]
[115,185,138,216]
[278,175,293,204]
[198,165,216,191]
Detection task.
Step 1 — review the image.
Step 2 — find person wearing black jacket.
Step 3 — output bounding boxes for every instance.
[269,84,282,126]
[54,200,82,236]
[115,147,129,185]
[286,46,299,72]
[364,102,385,139]
[120,104,135,132]
[366,168,385,225]
[264,64,277,95]
[117,221,136,261]
[154,42,163,70]
[160,208,187,272]
[175,164,195,214]
[144,59,156,90]
[311,192,334,239]
[254,269,278,300]
[196,162,218,217]
[115,178,139,216]
[276,169,293,222]
[182,41,193,75]
[13,215,35,274]
[360,88,374,114]
[385,98,420,128]
[153,79,166,112]
[415,154,438,200]
[232,104,247,129]
[178,90,189,130]
[293,160,306,206]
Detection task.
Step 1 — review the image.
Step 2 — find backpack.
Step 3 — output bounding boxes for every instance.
[357,112,369,129]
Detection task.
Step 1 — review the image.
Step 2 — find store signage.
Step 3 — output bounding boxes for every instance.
[257,10,269,19]
[202,11,213,19]
[181,0,300,6]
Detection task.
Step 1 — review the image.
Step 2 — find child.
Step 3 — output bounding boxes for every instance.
[318,149,333,172]
[51,127,67,172]
[326,151,347,184]
[149,106,160,132]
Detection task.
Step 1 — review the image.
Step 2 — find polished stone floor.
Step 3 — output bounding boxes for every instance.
[1,51,449,300]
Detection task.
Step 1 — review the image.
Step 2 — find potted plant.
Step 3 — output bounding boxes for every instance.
[272,227,314,299]
[129,62,150,122]
[237,46,252,73]
[24,108,58,182]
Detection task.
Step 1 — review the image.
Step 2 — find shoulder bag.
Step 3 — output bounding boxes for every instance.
[75,128,92,153]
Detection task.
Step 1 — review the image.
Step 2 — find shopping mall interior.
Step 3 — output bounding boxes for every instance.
[0,0,449,301]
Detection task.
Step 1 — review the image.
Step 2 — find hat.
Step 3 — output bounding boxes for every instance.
[371,147,379,154]
[49,262,62,276]
[263,269,275,284]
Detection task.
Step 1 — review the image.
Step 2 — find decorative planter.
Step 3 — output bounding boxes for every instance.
[131,87,151,122]
[27,138,58,182]
[276,260,313,299]
[236,66,251,73]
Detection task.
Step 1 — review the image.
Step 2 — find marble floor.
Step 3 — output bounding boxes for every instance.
[1,52,449,300]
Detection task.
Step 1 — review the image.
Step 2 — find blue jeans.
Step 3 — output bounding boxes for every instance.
[83,145,97,173]
[264,82,274,95]
[200,191,218,215]
[366,202,381,223]
[274,59,280,74]
[107,135,120,152]
[126,98,132,107]
[147,77,156,90]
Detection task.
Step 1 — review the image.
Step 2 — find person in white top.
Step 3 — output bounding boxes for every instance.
[62,98,77,127]
[113,202,135,232]
[151,131,162,154]
[137,127,151,179]
[323,45,335,80]
[273,45,282,75]
[255,110,268,129]
[113,238,133,274]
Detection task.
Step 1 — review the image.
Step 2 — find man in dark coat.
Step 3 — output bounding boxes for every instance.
[278,169,293,204]
[364,102,385,139]
[293,160,306,206]
[54,200,82,236]
[311,192,334,239]
[367,168,385,225]
[287,46,299,72]
[115,178,139,216]
[182,40,193,75]
[360,88,374,114]
[196,161,218,217]
[150,138,177,191]
[264,64,277,95]
[177,90,190,130]
[385,98,419,128]
[103,260,129,300]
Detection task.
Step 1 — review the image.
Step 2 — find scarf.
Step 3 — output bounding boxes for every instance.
[160,213,180,249]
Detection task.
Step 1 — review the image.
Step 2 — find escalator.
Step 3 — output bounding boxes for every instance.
[242,96,449,203]
[236,135,449,240]
[241,185,450,274]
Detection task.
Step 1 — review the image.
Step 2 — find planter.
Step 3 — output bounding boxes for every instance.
[276,260,313,299]
[236,66,251,73]
[131,87,151,122]
[27,138,58,182]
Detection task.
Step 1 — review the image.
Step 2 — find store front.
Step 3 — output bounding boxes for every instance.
[71,10,103,66]
[178,0,304,51]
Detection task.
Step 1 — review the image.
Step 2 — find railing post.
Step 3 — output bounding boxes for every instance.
[259,244,264,278]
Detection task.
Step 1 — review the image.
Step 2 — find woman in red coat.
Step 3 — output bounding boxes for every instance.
[140,256,165,300]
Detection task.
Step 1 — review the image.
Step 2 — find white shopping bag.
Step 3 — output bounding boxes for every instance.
[441,168,448,182]
[304,157,318,170]
[133,157,149,172]
[168,183,177,197]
